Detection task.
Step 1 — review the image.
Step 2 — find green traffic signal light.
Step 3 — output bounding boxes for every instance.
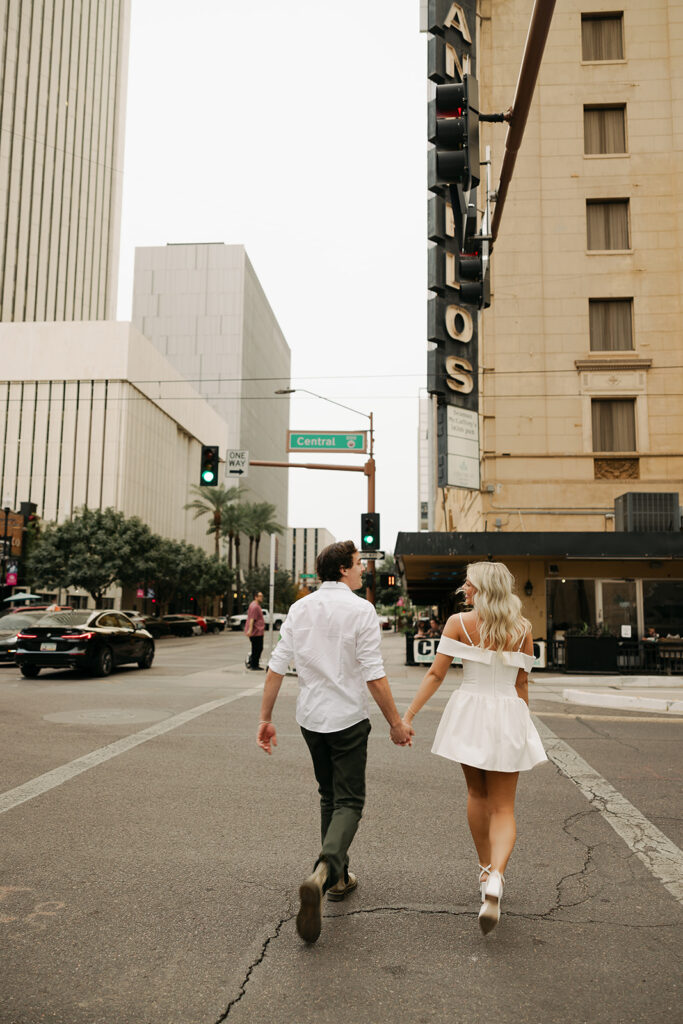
[363,532,375,545]
[200,445,219,487]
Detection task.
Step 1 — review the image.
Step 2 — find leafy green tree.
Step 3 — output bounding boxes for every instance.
[27,508,155,604]
[184,483,244,558]
[241,566,298,612]
[198,554,233,613]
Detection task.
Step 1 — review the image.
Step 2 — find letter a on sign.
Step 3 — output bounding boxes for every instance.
[444,3,472,43]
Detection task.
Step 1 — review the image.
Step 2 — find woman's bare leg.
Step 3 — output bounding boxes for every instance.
[484,770,519,875]
[460,763,491,867]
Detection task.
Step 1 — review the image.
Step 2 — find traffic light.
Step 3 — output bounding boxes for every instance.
[200,445,219,486]
[428,74,480,193]
[458,245,491,310]
[379,572,397,588]
[360,512,380,552]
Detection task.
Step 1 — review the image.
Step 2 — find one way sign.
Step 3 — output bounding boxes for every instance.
[226,450,249,477]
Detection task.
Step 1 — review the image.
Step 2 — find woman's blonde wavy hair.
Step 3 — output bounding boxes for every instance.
[458,561,531,652]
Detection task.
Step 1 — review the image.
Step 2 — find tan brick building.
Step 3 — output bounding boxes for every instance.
[445,0,683,535]
[402,1,682,665]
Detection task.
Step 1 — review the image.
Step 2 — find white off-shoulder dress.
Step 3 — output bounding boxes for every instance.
[431,615,547,773]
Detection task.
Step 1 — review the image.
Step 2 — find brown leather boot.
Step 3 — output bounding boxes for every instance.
[296,861,328,943]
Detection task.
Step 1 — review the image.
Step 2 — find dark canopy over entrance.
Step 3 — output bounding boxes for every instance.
[394,531,683,605]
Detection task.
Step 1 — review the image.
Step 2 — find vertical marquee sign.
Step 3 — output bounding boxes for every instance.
[426,0,481,490]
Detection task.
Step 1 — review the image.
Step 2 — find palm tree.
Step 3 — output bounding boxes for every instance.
[220,501,252,612]
[250,502,284,566]
[184,484,244,558]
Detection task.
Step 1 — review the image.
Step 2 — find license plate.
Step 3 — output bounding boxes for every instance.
[40,642,57,651]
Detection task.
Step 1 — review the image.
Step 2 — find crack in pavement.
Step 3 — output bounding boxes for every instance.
[577,715,642,754]
[215,907,296,1022]
[215,884,680,1019]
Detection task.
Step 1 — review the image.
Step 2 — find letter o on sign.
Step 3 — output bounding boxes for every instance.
[445,304,474,343]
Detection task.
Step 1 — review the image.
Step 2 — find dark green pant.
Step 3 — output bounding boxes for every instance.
[300,718,371,890]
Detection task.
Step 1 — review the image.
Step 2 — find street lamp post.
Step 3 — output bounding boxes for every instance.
[274,388,377,604]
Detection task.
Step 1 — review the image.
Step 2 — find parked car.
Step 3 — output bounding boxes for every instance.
[140,616,173,638]
[229,610,288,632]
[15,610,155,678]
[376,614,392,631]
[119,609,147,629]
[204,616,226,633]
[161,614,203,637]
[0,603,72,617]
[0,611,49,664]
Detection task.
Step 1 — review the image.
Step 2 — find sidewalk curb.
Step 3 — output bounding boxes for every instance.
[563,688,683,714]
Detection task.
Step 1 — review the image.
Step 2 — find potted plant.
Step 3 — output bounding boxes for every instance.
[565,622,619,673]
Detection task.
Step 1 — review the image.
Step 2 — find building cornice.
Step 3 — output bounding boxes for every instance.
[574,357,653,371]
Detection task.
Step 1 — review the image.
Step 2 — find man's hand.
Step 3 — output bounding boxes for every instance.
[257,722,277,754]
[390,721,414,747]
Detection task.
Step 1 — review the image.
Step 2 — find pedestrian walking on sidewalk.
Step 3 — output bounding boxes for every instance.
[256,540,414,944]
[244,591,265,670]
[403,561,547,934]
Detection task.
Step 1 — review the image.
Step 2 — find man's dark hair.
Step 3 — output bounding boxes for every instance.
[316,540,357,582]
[253,591,262,598]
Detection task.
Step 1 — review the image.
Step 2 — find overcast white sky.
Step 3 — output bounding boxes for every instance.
[117,1,428,553]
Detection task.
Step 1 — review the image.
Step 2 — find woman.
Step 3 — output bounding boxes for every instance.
[403,561,547,934]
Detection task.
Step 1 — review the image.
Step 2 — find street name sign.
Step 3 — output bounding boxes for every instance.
[287,431,367,453]
[226,450,249,477]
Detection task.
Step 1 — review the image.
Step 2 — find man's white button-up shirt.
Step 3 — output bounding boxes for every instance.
[268,581,385,733]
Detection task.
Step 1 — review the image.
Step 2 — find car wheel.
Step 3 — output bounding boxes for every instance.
[94,646,113,677]
[273,620,282,631]
[20,664,40,678]
[137,643,154,669]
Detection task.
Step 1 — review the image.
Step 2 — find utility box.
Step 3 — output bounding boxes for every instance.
[614,492,681,532]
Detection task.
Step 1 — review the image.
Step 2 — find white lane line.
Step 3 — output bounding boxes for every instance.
[535,717,683,904]
[0,686,261,817]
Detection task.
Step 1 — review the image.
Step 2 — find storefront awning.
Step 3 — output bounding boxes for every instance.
[394,531,683,603]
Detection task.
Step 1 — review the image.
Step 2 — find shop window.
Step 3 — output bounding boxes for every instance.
[587,199,630,250]
[546,579,596,635]
[581,13,624,61]
[589,298,633,351]
[584,105,626,154]
[591,398,636,452]
[600,580,637,636]
[643,580,683,638]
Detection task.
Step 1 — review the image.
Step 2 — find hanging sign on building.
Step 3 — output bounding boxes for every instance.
[425,0,481,490]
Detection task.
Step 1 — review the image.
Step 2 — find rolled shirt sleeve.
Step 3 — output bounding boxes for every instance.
[355,604,386,682]
[268,614,295,675]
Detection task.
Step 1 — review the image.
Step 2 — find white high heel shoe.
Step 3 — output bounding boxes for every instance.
[478,869,504,934]
[478,863,491,903]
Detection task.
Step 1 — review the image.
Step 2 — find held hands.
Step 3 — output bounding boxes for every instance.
[257,722,277,755]
[390,720,414,747]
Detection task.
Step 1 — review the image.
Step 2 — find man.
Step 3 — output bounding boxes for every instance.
[256,540,414,944]
[244,591,265,670]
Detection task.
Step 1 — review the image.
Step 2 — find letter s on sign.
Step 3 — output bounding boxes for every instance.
[445,356,474,394]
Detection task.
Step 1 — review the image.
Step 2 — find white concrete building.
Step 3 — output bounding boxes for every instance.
[132,243,290,529]
[285,527,336,587]
[0,321,228,550]
[0,1,130,322]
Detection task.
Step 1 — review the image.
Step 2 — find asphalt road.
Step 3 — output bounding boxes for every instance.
[1,631,681,1024]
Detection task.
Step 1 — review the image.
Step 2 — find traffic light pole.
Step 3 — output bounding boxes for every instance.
[249,451,378,605]
[491,0,557,244]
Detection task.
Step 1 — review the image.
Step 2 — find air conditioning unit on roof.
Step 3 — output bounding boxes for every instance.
[614,492,681,532]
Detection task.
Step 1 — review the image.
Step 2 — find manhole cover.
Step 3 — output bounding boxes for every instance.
[43,708,171,726]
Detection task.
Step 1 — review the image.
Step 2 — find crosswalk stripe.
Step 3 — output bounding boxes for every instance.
[535,717,683,904]
[0,687,261,817]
